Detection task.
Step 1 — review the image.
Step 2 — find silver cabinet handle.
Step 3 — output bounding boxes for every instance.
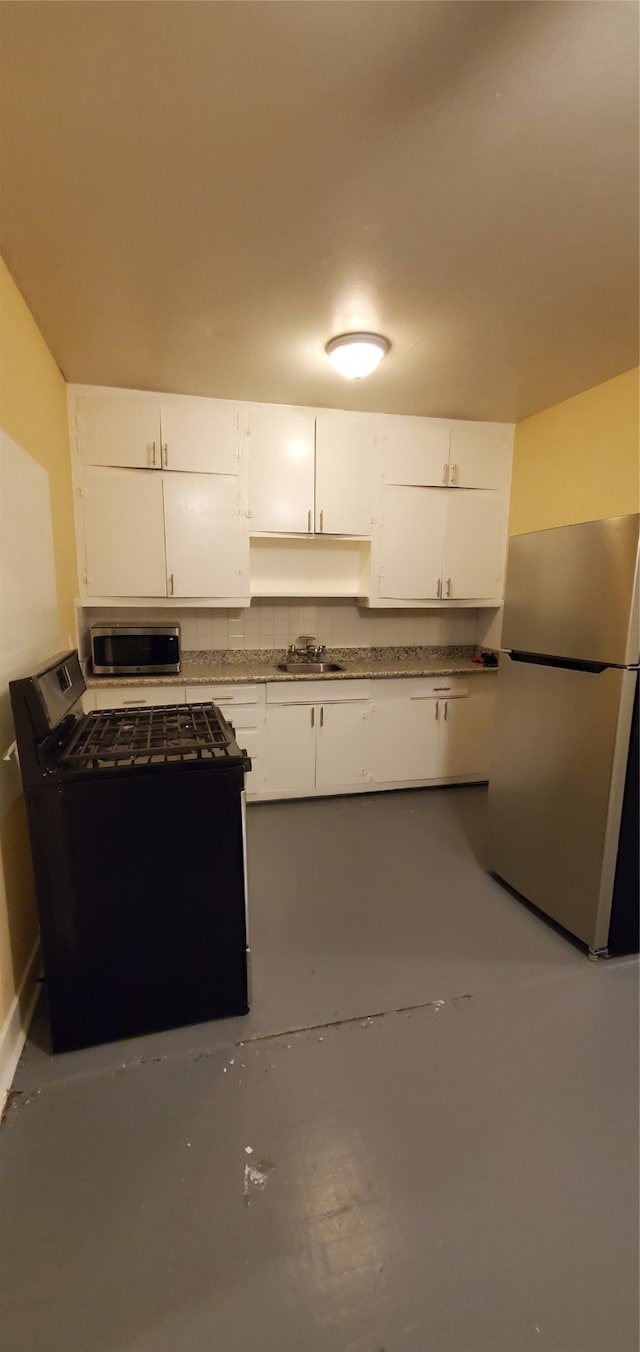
[436,577,442,598]
[123,698,145,705]
[162,442,168,468]
[149,440,157,468]
[446,577,452,597]
[320,706,324,727]
[435,701,439,720]
[307,509,312,533]
[433,686,451,691]
[319,509,324,532]
[451,463,458,485]
[442,462,449,485]
[311,707,315,728]
[169,572,175,596]
[443,700,448,721]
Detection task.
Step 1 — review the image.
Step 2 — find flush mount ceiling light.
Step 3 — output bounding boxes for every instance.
[325,332,390,380]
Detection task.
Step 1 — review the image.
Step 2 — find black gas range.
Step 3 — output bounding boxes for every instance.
[10,651,252,1053]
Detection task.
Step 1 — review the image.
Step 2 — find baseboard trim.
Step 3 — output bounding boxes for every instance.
[0,937,41,1110]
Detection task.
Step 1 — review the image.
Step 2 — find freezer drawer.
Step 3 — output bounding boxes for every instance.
[487,656,636,951]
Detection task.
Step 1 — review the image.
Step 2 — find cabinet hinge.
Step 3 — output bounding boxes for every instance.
[234,444,242,461]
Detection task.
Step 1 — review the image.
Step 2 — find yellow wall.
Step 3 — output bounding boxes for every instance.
[0,257,77,1051]
[510,367,639,535]
[0,258,77,634]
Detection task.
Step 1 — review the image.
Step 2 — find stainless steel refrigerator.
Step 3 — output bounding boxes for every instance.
[487,513,639,957]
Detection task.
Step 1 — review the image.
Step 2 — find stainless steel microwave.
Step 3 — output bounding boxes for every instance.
[90,625,181,676]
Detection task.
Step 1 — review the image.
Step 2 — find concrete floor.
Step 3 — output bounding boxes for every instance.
[1,786,638,1352]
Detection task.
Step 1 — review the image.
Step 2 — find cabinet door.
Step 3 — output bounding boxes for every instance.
[315,701,371,788]
[75,395,161,469]
[247,407,315,533]
[81,467,167,596]
[371,696,440,783]
[379,418,451,486]
[448,422,512,489]
[379,487,446,599]
[262,704,316,794]
[438,685,496,779]
[444,491,505,599]
[160,397,240,475]
[314,414,374,535]
[163,473,248,598]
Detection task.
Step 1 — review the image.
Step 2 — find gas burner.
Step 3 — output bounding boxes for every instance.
[59,700,240,771]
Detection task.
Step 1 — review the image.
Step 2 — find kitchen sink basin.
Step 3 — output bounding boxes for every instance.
[275,661,345,675]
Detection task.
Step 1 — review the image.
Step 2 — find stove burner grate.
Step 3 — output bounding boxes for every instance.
[59,701,236,770]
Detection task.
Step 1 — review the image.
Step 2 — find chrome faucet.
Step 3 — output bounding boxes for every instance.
[288,634,326,661]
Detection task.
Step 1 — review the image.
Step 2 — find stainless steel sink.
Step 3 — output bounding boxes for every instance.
[275,661,345,675]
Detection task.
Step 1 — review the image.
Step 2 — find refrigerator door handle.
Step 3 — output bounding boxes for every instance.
[510,651,608,674]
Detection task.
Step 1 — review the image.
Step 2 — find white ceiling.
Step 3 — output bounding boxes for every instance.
[0,1,638,422]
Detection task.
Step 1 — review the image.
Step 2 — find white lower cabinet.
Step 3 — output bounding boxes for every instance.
[371,693,440,783]
[314,701,372,789]
[433,680,495,779]
[262,681,373,795]
[262,700,372,795]
[263,703,318,794]
[86,675,495,797]
[371,677,495,785]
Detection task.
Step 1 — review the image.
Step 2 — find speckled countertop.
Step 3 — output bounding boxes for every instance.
[86,646,498,688]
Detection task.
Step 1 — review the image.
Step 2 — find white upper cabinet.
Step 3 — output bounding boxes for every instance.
[79,467,248,599]
[447,421,513,489]
[379,418,451,487]
[379,487,448,600]
[80,467,167,596]
[163,473,248,598]
[378,414,512,490]
[246,406,315,533]
[73,390,241,475]
[314,413,375,535]
[247,408,375,537]
[444,492,506,599]
[70,384,514,606]
[377,486,506,602]
[75,395,162,470]
[159,397,240,475]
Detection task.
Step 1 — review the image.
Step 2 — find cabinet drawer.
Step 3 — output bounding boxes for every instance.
[184,684,260,706]
[410,677,468,700]
[266,678,370,704]
[92,686,186,710]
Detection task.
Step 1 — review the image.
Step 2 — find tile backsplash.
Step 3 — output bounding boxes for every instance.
[79,600,495,656]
